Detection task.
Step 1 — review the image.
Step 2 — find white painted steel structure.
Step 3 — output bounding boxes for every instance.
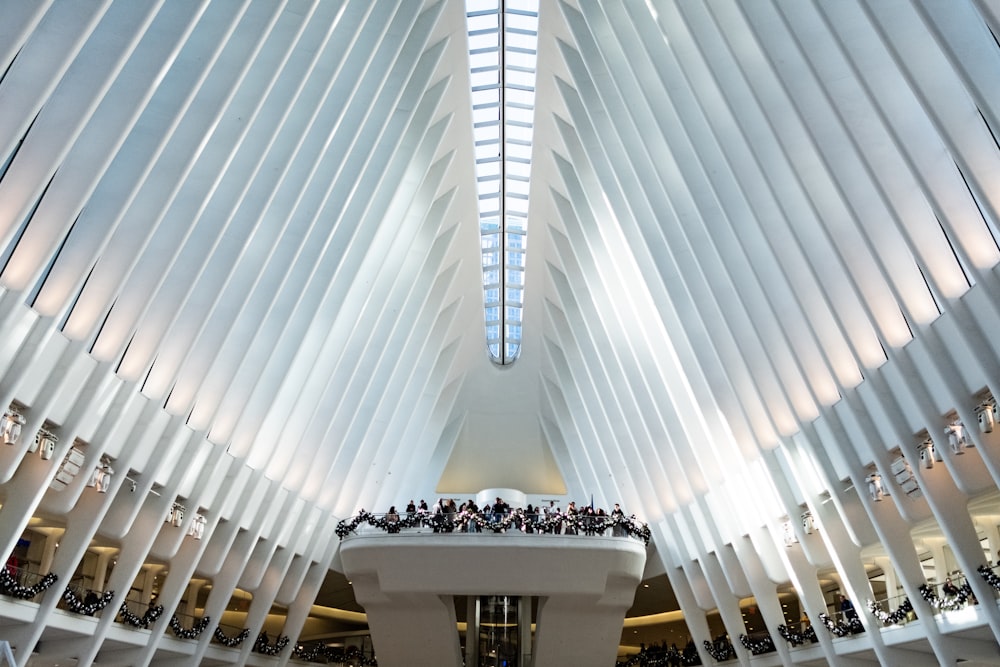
[0,0,998,665]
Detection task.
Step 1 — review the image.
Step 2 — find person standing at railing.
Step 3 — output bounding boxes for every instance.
[839,594,858,622]
[492,497,504,524]
[5,554,19,586]
[524,504,536,533]
[586,506,600,535]
[444,499,457,532]
[405,500,416,521]
[610,504,625,536]
[431,499,443,533]
[386,506,400,533]
[595,507,608,535]
[465,500,479,533]
[552,504,563,534]
[942,577,959,597]
[418,499,429,528]
[564,501,578,535]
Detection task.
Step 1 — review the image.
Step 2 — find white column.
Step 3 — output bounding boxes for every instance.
[874,557,900,603]
[142,564,165,605]
[466,596,479,667]
[38,529,62,575]
[91,549,114,593]
[520,594,532,666]
[928,541,947,585]
[185,580,205,617]
[982,520,1000,566]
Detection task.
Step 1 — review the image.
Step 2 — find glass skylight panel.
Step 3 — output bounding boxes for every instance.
[472,102,498,123]
[468,12,499,29]
[505,88,533,106]
[471,70,500,88]
[505,106,533,124]
[467,0,539,364]
[478,162,501,180]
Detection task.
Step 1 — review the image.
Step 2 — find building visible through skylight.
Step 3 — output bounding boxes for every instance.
[466,0,539,364]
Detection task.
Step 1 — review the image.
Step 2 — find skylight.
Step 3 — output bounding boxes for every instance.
[466,0,539,365]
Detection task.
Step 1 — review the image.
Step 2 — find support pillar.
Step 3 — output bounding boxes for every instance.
[38,529,62,575]
[339,533,645,667]
[466,595,479,667]
[520,594,532,667]
[91,549,114,592]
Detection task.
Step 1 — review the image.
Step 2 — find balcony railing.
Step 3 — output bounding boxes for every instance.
[336,509,651,544]
[0,564,59,601]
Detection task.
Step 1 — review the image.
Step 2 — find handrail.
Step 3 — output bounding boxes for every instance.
[213,623,251,647]
[0,564,59,601]
[618,642,702,666]
[864,594,913,627]
[336,508,651,544]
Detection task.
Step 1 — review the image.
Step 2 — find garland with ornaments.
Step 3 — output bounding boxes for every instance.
[681,650,702,667]
[213,626,251,647]
[918,582,973,611]
[293,643,378,664]
[336,508,652,545]
[865,598,912,626]
[0,568,58,600]
[117,601,164,628]
[327,646,377,665]
[169,614,211,639]
[291,643,330,663]
[818,612,865,636]
[977,564,1000,592]
[253,632,290,655]
[739,633,776,655]
[702,637,735,661]
[776,623,818,646]
[62,587,115,615]
[615,645,701,666]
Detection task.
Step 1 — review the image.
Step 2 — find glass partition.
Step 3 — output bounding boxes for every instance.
[478,595,521,667]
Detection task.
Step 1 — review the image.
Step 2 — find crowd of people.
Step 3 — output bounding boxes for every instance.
[337,497,651,544]
[617,639,702,666]
[396,497,628,534]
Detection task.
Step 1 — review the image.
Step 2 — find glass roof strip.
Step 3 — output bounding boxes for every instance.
[467,0,538,364]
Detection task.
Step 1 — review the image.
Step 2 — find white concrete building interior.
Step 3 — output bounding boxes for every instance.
[1,0,1000,665]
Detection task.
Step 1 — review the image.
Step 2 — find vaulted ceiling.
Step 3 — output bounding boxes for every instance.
[2,0,1000,594]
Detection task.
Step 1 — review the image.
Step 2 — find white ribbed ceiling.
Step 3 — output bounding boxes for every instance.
[1,0,1000,548]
